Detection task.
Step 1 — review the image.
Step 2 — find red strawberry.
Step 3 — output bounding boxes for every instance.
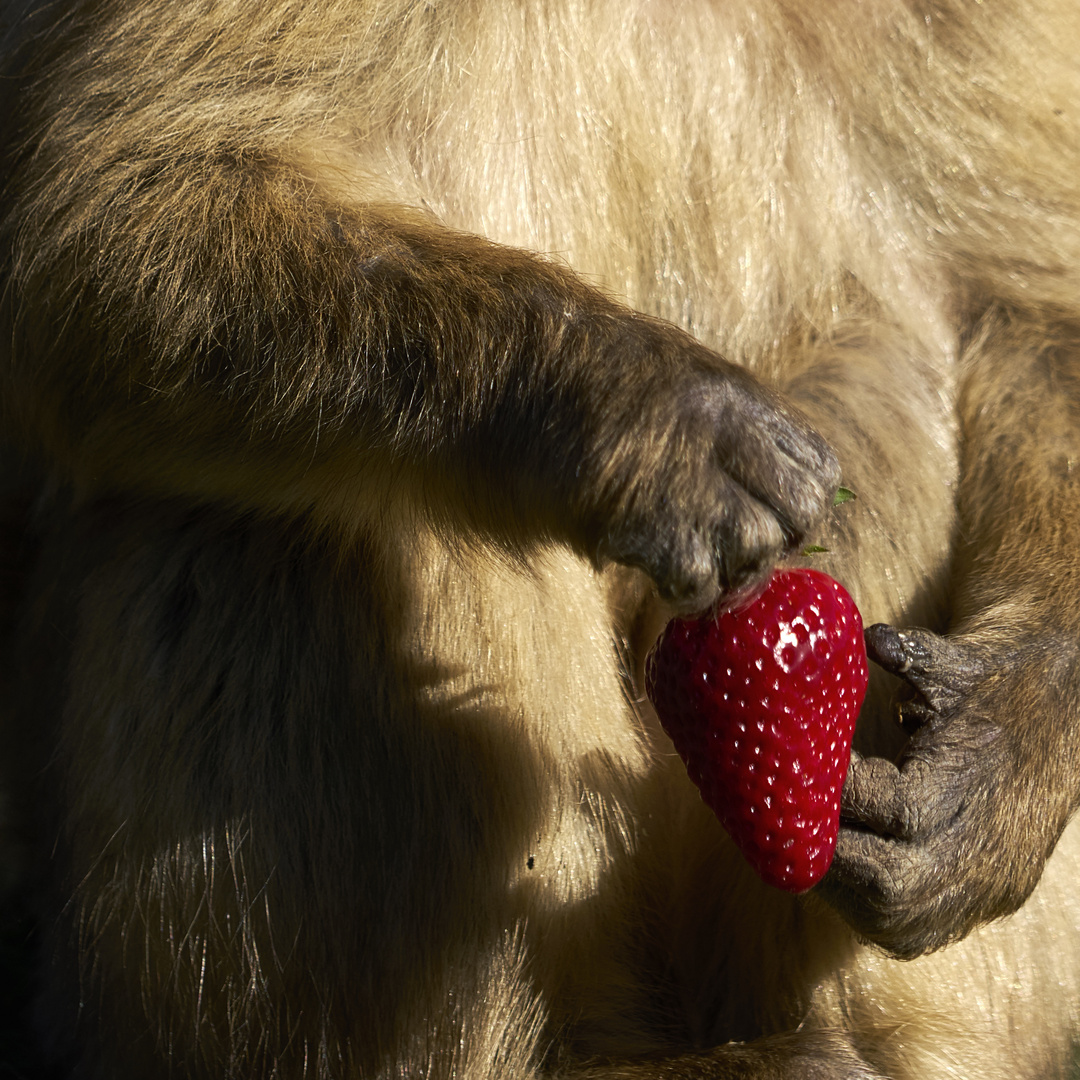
[645,568,868,893]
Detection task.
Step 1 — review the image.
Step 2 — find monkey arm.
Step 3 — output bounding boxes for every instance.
[0,50,837,613]
[822,310,1080,959]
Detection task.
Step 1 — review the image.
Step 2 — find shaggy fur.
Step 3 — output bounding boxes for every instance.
[3,0,1080,1076]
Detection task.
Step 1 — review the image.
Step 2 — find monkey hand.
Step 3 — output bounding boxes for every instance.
[818,622,1079,959]
[552,317,840,614]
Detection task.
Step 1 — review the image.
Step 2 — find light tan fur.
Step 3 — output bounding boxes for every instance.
[3,0,1080,1076]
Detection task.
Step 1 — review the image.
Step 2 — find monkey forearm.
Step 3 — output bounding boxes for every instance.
[947,316,1080,801]
[2,148,838,602]
[822,314,1080,957]
[951,319,1080,640]
[1,12,839,569]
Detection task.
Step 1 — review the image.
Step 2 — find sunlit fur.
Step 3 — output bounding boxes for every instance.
[3,0,1080,1076]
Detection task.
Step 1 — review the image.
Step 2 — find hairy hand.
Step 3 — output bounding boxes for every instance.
[820,623,1077,959]
[571,323,840,613]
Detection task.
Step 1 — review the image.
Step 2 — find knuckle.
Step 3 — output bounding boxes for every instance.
[728,504,786,572]
[650,536,720,612]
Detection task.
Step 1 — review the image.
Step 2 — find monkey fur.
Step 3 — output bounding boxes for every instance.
[3,0,1080,1076]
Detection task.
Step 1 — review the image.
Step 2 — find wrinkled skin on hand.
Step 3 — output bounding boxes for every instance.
[581,349,841,613]
[822,623,1080,959]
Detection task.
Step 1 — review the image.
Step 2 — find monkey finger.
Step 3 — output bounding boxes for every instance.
[712,396,841,544]
[709,484,792,596]
[602,477,780,612]
[824,826,929,947]
[714,370,840,479]
[865,624,987,714]
[863,623,912,676]
[839,749,939,840]
[686,367,838,534]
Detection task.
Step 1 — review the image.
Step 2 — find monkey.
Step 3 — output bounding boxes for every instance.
[3,0,1080,1076]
